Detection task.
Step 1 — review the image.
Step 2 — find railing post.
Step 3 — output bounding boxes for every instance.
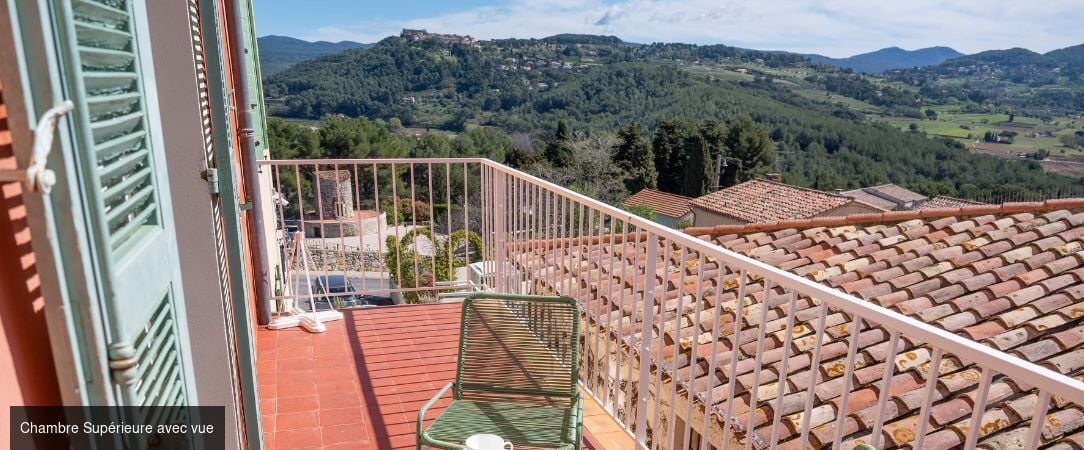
[635,232,657,445]
[493,170,508,293]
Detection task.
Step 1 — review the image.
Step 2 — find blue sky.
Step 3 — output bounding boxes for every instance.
[253,0,1084,57]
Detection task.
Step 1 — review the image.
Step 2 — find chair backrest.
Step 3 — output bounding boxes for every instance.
[455,293,581,401]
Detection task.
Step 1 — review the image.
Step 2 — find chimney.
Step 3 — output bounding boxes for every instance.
[765,173,782,182]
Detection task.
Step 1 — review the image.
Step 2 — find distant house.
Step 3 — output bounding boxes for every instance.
[914,195,985,210]
[688,179,884,227]
[841,183,928,210]
[623,189,694,228]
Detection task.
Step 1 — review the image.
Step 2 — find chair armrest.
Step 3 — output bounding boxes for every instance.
[418,381,455,432]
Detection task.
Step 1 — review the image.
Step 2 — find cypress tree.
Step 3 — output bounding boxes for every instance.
[681,133,713,197]
[614,123,657,192]
[544,120,574,167]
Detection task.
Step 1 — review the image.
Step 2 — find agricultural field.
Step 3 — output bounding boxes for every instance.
[880,107,1084,176]
[681,65,755,82]
[792,88,882,114]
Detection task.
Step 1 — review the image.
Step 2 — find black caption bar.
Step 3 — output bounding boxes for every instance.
[10,406,225,450]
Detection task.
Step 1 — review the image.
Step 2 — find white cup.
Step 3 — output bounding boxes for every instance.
[465,433,513,450]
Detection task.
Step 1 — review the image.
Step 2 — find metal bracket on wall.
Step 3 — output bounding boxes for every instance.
[201,168,219,194]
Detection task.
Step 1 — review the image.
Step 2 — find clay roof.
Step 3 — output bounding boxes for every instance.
[866,184,928,203]
[690,179,856,223]
[514,199,1084,448]
[840,189,898,211]
[917,195,985,210]
[623,189,694,219]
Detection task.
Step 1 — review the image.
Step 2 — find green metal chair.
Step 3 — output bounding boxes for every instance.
[417,293,583,449]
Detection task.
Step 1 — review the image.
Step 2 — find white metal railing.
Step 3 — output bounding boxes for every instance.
[259,158,1084,449]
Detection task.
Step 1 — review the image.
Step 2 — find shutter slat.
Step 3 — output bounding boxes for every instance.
[108,203,156,249]
[106,183,154,225]
[82,71,137,97]
[132,297,171,358]
[72,0,129,23]
[77,46,135,72]
[137,335,178,399]
[74,21,132,51]
[94,129,146,159]
[101,165,150,200]
[99,147,148,180]
[88,111,142,144]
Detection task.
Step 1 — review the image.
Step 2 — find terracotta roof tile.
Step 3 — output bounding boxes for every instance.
[916,195,985,210]
[516,200,1084,449]
[689,179,860,223]
[623,188,694,219]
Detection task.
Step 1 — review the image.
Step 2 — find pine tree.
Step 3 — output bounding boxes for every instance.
[724,116,775,183]
[614,123,657,192]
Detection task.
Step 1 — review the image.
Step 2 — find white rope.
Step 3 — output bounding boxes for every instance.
[28,100,74,194]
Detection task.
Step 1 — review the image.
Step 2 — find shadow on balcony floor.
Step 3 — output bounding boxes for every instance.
[257,303,608,449]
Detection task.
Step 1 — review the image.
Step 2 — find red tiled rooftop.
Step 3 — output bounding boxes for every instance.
[256,303,607,449]
[690,179,862,223]
[623,188,694,219]
[514,201,1084,448]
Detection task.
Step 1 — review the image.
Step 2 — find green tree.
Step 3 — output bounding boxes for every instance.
[544,120,574,167]
[624,204,656,221]
[925,108,938,120]
[652,119,690,193]
[723,116,775,183]
[385,228,484,303]
[613,123,657,192]
[681,133,713,197]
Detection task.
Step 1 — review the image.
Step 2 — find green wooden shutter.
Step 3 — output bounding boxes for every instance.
[40,0,198,414]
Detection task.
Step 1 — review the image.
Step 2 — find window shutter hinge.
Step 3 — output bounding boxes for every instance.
[201,168,219,194]
[239,203,253,211]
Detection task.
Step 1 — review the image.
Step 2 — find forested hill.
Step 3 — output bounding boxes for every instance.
[263,35,1083,198]
[257,35,372,75]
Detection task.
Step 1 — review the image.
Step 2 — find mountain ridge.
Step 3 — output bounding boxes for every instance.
[806,46,964,73]
[257,35,372,76]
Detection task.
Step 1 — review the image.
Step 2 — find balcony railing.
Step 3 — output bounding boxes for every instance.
[259,158,1084,449]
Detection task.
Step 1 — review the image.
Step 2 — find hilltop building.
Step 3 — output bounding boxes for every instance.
[400,28,477,46]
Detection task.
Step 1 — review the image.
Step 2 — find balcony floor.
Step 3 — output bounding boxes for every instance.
[256,303,616,449]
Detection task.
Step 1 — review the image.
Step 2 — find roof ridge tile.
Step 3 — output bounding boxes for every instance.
[684,200,1084,237]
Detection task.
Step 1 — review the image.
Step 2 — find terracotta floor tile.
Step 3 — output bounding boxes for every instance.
[320,423,370,445]
[278,395,319,414]
[278,358,315,372]
[318,380,359,397]
[276,411,318,431]
[318,406,367,427]
[258,303,608,449]
[277,381,318,398]
[274,427,323,449]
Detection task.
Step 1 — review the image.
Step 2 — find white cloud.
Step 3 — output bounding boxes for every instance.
[302,0,1084,56]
